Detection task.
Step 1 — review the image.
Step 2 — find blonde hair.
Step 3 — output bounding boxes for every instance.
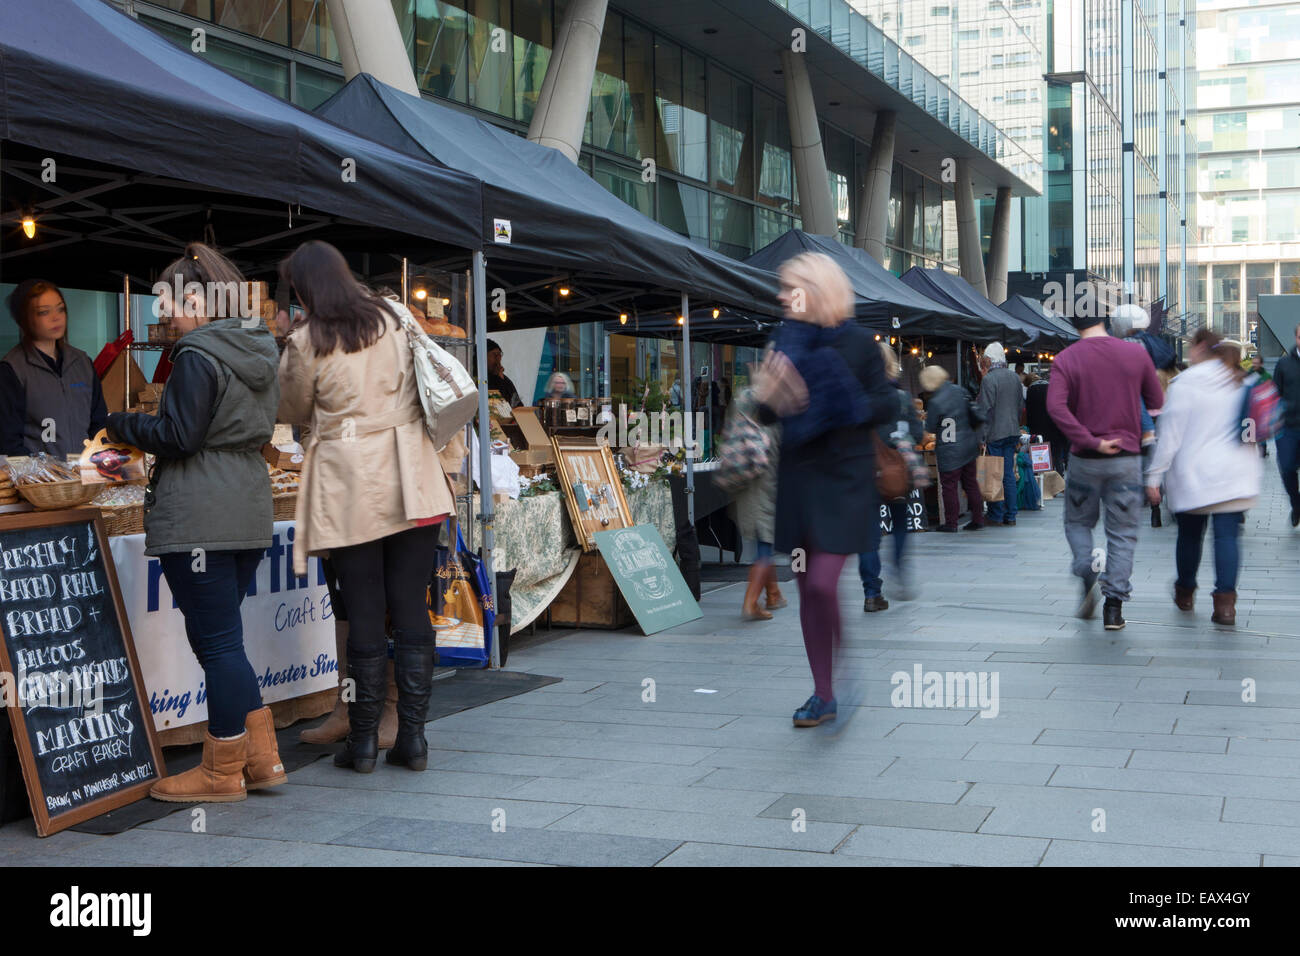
[919,364,949,392]
[878,342,900,381]
[779,252,855,327]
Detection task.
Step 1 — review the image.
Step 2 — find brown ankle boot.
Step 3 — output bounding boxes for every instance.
[301,620,349,744]
[150,732,247,803]
[1211,591,1236,626]
[1173,584,1195,611]
[378,659,398,751]
[742,565,772,620]
[243,706,288,790]
[763,565,787,610]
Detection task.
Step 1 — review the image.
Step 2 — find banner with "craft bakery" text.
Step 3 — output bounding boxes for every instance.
[108,521,337,731]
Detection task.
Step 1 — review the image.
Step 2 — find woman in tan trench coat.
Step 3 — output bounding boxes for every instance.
[278,240,454,774]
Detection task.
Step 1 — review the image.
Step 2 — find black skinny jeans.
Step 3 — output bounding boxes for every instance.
[327,525,439,657]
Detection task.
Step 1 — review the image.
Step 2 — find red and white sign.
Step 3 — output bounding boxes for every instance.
[1029,443,1053,473]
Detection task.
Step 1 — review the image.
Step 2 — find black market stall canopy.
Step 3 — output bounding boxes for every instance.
[0,0,485,290]
[999,295,1079,352]
[898,267,1045,347]
[743,230,977,335]
[314,75,780,327]
[603,308,778,346]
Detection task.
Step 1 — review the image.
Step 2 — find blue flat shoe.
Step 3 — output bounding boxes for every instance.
[793,695,837,727]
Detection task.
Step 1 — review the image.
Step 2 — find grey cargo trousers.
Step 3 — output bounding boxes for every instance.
[1063,455,1144,602]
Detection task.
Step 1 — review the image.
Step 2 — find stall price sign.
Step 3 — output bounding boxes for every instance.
[881,488,927,535]
[1029,443,1053,473]
[0,508,164,836]
[593,524,702,635]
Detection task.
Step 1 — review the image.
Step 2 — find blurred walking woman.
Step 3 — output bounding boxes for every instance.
[1145,329,1260,627]
[2,279,108,456]
[752,253,895,727]
[278,240,454,773]
[108,244,284,802]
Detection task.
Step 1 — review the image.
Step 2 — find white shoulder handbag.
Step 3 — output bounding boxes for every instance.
[386,299,479,450]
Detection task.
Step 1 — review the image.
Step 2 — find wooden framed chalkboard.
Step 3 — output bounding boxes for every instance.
[0,508,165,836]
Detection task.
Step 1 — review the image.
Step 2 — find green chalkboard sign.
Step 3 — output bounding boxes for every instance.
[592,524,702,636]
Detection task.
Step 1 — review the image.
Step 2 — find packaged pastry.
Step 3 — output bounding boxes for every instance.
[78,429,147,484]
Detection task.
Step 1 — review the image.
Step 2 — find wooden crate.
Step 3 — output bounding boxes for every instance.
[549,551,631,629]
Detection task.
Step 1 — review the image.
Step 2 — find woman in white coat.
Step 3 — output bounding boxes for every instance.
[1145,329,1260,626]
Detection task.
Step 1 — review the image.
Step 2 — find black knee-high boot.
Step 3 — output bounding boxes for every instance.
[334,650,387,773]
[386,629,437,771]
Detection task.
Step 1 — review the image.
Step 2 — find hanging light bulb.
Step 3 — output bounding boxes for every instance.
[874,334,881,341]
[712,308,720,319]
[890,336,895,345]
[442,297,451,306]
[414,288,428,301]
[911,347,919,355]
[559,287,571,297]
[498,309,507,322]
[619,313,628,325]
[677,315,685,325]
[21,217,36,239]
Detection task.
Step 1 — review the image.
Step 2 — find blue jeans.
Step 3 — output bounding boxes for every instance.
[1277,427,1300,513]
[860,500,909,598]
[1175,512,1243,595]
[159,549,264,738]
[984,436,1020,523]
[754,540,774,561]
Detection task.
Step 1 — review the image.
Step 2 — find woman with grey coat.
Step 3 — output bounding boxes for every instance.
[922,364,986,532]
[727,386,786,620]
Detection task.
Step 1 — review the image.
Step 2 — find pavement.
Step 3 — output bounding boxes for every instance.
[4,462,1299,867]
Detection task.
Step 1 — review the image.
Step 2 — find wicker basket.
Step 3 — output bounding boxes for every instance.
[100,504,145,537]
[272,494,297,521]
[17,479,99,511]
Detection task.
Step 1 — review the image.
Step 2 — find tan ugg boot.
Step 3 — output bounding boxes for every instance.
[763,564,787,610]
[742,565,773,621]
[378,659,398,751]
[243,706,288,790]
[300,620,349,744]
[150,732,248,803]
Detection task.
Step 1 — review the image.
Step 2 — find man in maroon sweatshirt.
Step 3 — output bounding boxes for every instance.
[1047,310,1165,630]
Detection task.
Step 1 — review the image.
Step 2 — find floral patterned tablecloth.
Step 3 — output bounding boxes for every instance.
[478,481,675,632]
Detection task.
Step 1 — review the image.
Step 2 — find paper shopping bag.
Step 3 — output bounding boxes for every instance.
[429,524,494,668]
[976,453,1005,502]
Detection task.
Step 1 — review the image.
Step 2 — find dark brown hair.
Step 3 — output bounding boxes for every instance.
[156,242,248,319]
[279,240,392,355]
[8,279,67,345]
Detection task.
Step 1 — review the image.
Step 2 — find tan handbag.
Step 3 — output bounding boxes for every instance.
[873,433,910,500]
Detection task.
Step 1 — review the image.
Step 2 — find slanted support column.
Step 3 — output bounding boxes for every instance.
[857,111,896,264]
[526,0,609,163]
[781,49,837,237]
[986,186,1012,303]
[325,0,419,95]
[955,158,988,298]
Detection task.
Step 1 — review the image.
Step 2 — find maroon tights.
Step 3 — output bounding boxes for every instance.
[795,549,848,700]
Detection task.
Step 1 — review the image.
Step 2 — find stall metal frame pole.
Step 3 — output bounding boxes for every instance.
[472,250,499,669]
[682,291,694,524]
[956,338,964,388]
[603,331,611,400]
[122,274,132,411]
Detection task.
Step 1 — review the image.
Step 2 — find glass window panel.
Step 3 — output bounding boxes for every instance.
[215,0,288,44]
[655,43,707,181]
[293,0,339,61]
[710,193,754,259]
[593,158,653,217]
[754,90,793,212]
[512,0,552,124]
[623,19,655,162]
[756,207,794,251]
[204,35,289,97]
[659,179,709,244]
[587,10,629,153]
[1281,262,1300,294]
[294,63,344,110]
[466,0,512,117]
[415,1,468,101]
[708,64,753,199]
[153,0,211,16]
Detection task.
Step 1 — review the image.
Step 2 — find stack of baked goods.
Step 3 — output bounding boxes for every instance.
[268,465,299,496]
[0,468,17,507]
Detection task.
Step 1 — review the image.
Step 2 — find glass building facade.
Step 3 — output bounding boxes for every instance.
[132,0,1023,401]
[1195,0,1300,341]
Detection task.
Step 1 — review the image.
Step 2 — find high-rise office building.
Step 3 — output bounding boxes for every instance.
[1194,0,1300,343]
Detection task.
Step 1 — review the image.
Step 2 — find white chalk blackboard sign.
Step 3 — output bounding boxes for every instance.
[0,508,164,836]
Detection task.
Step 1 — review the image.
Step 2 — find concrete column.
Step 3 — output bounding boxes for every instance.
[781,49,837,237]
[856,110,896,264]
[526,0,609,163]
[986,186,1012,303]
[325,0,418,96]
[955,159,988,298]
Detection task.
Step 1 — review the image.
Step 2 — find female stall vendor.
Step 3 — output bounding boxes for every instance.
[1,279,108,456]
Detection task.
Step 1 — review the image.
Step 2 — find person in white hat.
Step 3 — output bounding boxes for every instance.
[974,342,1025,525]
